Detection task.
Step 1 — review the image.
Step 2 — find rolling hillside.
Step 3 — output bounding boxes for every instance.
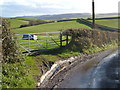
[19,13,118,20]
[13,20,91,33]
[89,18,119,29]
[15,17,40,21]
[14,17,46,21]
[9,17,49,29]
[20,13,91,20]
[9,19,29,29]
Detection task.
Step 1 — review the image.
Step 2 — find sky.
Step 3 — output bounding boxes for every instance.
[0,0,120,17]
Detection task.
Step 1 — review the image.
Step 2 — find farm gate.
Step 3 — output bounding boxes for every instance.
[16,32,70,53]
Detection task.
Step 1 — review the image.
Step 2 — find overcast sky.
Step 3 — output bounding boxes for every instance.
[0,0,120,17]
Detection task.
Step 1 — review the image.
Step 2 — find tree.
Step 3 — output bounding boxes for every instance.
[2,19,23,63]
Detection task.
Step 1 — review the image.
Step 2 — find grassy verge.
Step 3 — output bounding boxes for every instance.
[2,62,36,88]
[83,42,118,54]
[2,41,118,88]
[24,41,118,87]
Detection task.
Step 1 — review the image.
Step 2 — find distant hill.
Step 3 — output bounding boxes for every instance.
[16,13,91,20]
[16,13,118,20]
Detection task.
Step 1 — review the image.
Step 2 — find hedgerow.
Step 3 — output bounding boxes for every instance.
[2,19,35,88]
[63,29,119,52]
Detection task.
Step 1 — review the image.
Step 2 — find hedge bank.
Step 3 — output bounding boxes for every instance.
[63,29,119,52]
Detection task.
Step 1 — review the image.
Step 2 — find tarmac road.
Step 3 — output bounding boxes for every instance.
[56,49,120,88]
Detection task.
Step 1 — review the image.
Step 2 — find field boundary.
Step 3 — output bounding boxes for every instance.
[87,16,120,20]
[77,19,119,32]
[16,32,70,53]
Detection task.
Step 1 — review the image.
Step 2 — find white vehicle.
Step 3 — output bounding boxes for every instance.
[22,34,38,40]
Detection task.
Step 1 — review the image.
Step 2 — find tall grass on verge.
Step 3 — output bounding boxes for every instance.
[2,19,35,88]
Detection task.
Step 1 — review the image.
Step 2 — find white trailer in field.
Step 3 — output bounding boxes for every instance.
[22,34,38,40]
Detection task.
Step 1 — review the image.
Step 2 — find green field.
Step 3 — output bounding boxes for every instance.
[13,21,91,33]
[9,19,29,29]
[13,20,90,51]
[95,15,119,18]
[89,19,119,29]
[16,35,70,52]
[15,17,45,21]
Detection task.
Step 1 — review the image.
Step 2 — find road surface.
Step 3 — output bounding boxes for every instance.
[56,49,120,88]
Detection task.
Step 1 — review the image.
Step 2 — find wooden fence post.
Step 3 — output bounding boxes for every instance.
[60,32,62,47]
[66,35,68,45]
[46,32,48,49]
[28,34,30,51]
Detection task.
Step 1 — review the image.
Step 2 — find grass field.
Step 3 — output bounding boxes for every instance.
[95,15,119,18]
[89,19,119,29]
[13,20,91,33]
[16,35,70,52]
[15,17,45,21]
[9,19,29,29]
[13,20,89,52]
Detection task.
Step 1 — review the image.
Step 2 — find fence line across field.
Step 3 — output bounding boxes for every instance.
[15,32,60,35]
[16,31,70,53]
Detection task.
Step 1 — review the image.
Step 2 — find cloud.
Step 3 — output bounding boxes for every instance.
[0,0,39,8]
[1,2,73,17]
[41,5,71,9]
[1,0,119,17]
[1,0,73,17]
[0,0,61,6]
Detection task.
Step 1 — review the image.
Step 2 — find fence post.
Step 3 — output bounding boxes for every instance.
[60,32,62,47]
[28,34,30,51]
[46,32,48,49]
[66,35,68,45]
